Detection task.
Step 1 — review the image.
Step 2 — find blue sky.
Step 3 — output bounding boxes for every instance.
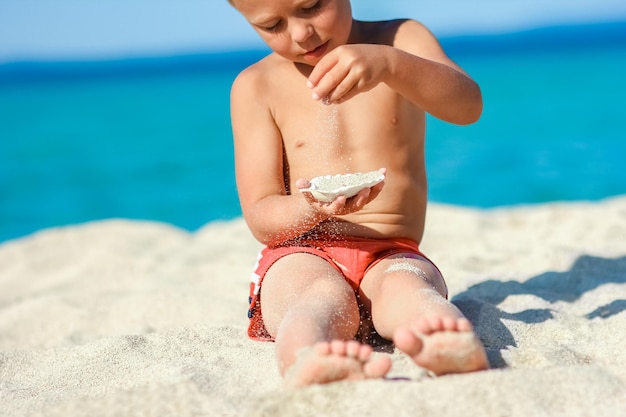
[1,0,625,62]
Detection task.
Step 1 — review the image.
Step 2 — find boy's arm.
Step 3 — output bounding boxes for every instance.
[231,66,321,245]
[231,66,378,245]
[384,19,483,124]
[308,20,482,125]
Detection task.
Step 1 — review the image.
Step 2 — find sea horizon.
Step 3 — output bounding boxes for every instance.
[2,0,626,62]
[1,20,624,79]
[1,20,625,243]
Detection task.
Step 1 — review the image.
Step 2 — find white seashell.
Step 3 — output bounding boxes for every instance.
[300,170,385,202]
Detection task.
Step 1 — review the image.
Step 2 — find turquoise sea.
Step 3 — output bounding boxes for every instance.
[1,22,625,243]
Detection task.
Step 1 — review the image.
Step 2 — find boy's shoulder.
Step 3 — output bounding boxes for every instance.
[232,53,293,94]
[357,18,430,45]
[360,18,443,58]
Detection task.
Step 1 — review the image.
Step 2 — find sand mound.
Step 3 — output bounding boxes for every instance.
[1,197,625,416]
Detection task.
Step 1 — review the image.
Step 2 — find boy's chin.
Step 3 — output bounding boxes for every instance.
[284,55,319,67]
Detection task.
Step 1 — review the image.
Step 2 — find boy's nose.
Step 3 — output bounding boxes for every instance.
[290,19,314,43]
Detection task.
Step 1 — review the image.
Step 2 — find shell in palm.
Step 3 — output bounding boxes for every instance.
[300,170,385,202]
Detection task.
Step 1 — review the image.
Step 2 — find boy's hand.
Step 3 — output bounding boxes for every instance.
[296,178,385,216]
[307,44,391,105]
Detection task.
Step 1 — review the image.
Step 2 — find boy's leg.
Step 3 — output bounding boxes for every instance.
[359,254,489,375]
[260,253,391,386]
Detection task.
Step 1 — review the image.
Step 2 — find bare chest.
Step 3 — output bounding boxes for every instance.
[272,86,414,176]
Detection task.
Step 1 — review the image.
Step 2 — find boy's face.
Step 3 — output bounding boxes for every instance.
[231,0,353,65]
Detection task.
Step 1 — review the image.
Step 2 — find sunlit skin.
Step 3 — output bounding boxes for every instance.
[229,0,488,387]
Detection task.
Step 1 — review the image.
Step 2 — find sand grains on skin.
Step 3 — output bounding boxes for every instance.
[283,340,392,388]
[394,317,489,376]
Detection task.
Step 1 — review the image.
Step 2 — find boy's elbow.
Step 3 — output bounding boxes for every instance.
[249,224,284,247]
[248,225,272,246]
[458,100,483,125]
[455,87,483,125]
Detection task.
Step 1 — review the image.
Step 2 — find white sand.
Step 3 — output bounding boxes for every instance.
[1,197,625,416]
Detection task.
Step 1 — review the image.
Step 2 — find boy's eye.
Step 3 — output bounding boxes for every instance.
[259,0,323,33]
[263,20,284,33]
[302,0,322,14]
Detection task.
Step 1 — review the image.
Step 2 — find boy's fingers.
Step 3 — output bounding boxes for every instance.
[308,57,344,101]
[343,188,371,212]
[307,51,338,87]
[295,178,311,189]
[306,62,324,88]
[316,75,351,103]
[321,196,346,214]
[329,78,358,104]
[311,70,340,101]
[368,181,385,201]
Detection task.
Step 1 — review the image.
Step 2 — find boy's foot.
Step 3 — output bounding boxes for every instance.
[393,317,489,376]
[283,340,392,388]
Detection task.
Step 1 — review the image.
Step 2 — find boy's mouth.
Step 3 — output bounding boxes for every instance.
[303,41,329,61]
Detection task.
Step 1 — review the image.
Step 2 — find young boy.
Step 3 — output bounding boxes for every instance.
[228,0,489,387]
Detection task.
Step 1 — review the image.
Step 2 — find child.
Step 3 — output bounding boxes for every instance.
[228,0,489,387]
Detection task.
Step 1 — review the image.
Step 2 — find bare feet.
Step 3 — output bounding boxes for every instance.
[393,317,489,376]
[283,340,392,388]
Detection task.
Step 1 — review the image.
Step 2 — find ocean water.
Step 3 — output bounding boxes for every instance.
[1,22,625,243]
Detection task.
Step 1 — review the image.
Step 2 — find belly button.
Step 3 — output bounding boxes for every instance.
[391,116,399,125]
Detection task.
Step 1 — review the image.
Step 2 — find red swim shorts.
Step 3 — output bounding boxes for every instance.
[247,234,440,341]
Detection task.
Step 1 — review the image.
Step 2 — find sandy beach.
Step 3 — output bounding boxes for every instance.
[1,197,625,416]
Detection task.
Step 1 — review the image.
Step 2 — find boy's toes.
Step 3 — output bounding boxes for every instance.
[392,327,424,357]
[394,317,489,376]
[285,340,390,388]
